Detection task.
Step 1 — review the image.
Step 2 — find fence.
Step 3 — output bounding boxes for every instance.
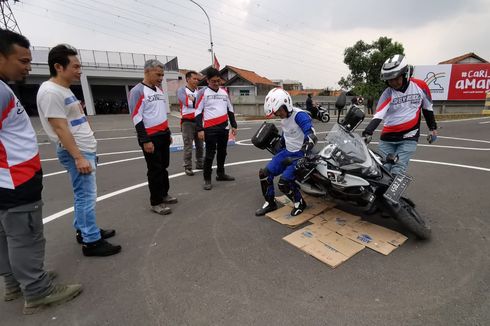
[30,46,178,71]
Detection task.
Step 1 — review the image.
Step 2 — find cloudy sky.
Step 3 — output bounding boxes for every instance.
[10,0,490,88]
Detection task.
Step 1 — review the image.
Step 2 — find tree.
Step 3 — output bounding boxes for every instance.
[339,37,404,100]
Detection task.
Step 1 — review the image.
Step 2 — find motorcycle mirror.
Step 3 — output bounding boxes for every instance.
[335,92,347,111]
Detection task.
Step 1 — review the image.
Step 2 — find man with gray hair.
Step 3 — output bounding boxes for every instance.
[128,59,177,215]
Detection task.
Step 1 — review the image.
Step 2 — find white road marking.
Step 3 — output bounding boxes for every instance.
[43,156,144,177]
[42,156,489,224]
[42,158,271,224]
[410,159,490,172]
[41,150,142,162]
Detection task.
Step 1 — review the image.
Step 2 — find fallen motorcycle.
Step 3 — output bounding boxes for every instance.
[252,93,431,239]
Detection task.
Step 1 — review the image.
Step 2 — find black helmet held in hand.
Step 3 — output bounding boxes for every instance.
[340,105,365,132]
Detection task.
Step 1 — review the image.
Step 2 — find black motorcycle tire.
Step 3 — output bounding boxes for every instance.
[320,112,330,123]
[395,198,431,240]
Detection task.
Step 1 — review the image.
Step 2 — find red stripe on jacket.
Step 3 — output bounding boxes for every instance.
[10,153,41,187]
[0,98,15,129]
[131,95,144,119]
[376,96,392,113]
[146,120,169,135]
[0,141,8,169]
[204,114,228,128]
[382,108,421,133]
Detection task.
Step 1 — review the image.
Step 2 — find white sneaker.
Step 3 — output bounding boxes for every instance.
[151,204,172,215]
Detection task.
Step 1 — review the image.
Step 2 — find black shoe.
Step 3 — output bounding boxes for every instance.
[216,174,235,181]
[290,198,307,216]
[184,168,194,176]
[203,180,212,190]
[162,195,178,204]
[82,239,121,257]
[76,229,116,244]
[255,201,278,216]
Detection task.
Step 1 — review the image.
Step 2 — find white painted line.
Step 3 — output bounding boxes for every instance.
[96,136,136,141]
[479,120,490,124]
[416,144,490,151]
[41,150,142,162]
[43,156,144,177]
[411,159,490,172]
[429,135,490,144]
[42,158,271,224]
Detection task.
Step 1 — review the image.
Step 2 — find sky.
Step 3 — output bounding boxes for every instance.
[9,0,490,89]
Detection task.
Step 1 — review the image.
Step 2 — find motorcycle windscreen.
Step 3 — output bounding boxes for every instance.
[324,124,367,167]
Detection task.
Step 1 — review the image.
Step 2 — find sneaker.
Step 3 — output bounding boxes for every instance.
[290,198,307,216]
[151,204,172,215]
[23,284,83,315]
[203,180,212,190]
[162,195,178,204]
[184,168,194,176]
[4,271,58,302]
[82,239,122,257]
[76,229,116,244]
[216,174,235,181]
[255,201,278,216]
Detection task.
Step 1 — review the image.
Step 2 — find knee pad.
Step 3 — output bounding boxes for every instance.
[259,168,269,180]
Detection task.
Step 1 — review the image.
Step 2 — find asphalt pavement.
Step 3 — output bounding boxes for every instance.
[2,113,489,326]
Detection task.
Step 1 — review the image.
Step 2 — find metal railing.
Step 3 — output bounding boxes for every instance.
[30,46,178,71]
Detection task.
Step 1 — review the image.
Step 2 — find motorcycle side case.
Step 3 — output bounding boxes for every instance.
[252,122,281,153]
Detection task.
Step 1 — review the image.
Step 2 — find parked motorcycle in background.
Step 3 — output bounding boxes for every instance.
[253,93,431,239]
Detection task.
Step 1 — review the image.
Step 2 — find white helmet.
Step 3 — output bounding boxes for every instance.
[380,54,410,81]
[264,88,292,117]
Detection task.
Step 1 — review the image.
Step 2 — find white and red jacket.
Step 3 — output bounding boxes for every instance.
[195,86,237,133]
[364,78,437,142]
[129,83,170,143]
[177,86,198,122]
[0,80,42,209]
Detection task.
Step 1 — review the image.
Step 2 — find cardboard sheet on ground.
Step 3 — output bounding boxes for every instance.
[275,195,293,207]
[266,205,315,228]
[273,195,334,219]
[310,208,361,232]
[283,224,364,268]
[337,220,408,255]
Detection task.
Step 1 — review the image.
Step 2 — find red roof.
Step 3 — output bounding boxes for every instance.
[439,52,488,64]
[224,65,276,86]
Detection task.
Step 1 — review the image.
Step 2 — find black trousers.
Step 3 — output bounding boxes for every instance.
[203,129,229,180]
[141,133,170,206]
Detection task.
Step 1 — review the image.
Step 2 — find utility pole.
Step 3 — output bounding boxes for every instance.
[0,0,21,33]
[189,0,214,67]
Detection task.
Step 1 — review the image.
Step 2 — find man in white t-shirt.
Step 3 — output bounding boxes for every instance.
[37,44,121,257]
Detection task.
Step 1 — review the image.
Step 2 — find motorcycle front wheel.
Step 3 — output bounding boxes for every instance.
[395,198,431,240]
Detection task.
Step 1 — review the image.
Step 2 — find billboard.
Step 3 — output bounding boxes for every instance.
[413,63,490,101]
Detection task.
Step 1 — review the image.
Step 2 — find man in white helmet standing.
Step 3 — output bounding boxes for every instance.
[362,54,438,175]
[255,88,317,217]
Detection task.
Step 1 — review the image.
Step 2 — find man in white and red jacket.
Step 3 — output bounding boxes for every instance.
[177,70,203,176]
[362,54,438,175]
[129,59,177,215]
[195,68,238,190]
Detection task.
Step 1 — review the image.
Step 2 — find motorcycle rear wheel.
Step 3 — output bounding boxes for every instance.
[395,198,431,240]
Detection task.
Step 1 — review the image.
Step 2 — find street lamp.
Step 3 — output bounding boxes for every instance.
[189,0,214,67]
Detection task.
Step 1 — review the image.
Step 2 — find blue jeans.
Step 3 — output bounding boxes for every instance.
[378,140,417,175]
[57,148,101,243]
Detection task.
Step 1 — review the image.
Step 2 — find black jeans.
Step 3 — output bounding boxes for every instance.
[141,133,170,206]
[203,129,229,180]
